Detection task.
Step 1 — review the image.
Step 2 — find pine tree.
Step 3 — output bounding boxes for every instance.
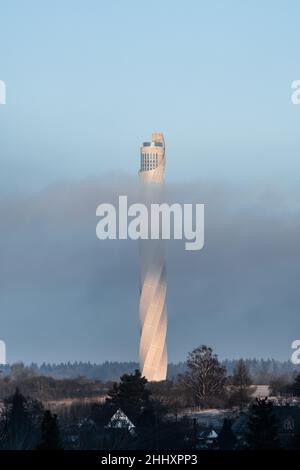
[107,369,150,409]
[105,369,158,426]
[37,410,62,450]
[232,360,252,389]
[291,373,300,396]
[218,418,237,450]
[1,388,42,449]
[230,359,253,406]
[292,431,300,449]
[246,398,279,449]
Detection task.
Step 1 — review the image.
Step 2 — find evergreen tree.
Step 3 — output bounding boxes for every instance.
[246,398,279,449]
[105,369,164,427]
[107,369,150,409]
[0,388,43,449]
[291,373,300,396]
[37,410,62,450]
[269,375,290,396]
[230,359,253,407]
[218,418,237,450]
[291,431,300,450]
[232,359,252,389]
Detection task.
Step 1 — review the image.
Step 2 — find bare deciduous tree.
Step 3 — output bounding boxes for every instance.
[181,345,226,406]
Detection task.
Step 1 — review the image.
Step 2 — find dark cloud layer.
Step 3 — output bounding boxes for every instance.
[1,174,300,363]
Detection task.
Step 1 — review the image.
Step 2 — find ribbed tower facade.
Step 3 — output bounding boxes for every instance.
[139,132,167,381]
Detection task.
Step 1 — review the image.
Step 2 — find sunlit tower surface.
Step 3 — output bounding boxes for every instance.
[138,133,167,381]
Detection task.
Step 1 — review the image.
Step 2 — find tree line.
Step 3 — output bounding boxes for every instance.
[1,345,300,449]
[1,349,300,449]
[1,357,299,383]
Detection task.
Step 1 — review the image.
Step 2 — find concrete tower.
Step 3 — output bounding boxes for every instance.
[139,132,167,381]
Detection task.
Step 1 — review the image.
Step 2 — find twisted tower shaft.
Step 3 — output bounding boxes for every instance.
[139,133,167,381]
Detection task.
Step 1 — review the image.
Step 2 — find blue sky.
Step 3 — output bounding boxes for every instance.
[1,1,300,364]
[1,0,300,193]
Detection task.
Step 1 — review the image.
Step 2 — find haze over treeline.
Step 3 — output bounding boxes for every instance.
[1,359,300,384]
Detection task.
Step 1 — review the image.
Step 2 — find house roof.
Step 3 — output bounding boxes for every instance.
[105,408,135,431]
